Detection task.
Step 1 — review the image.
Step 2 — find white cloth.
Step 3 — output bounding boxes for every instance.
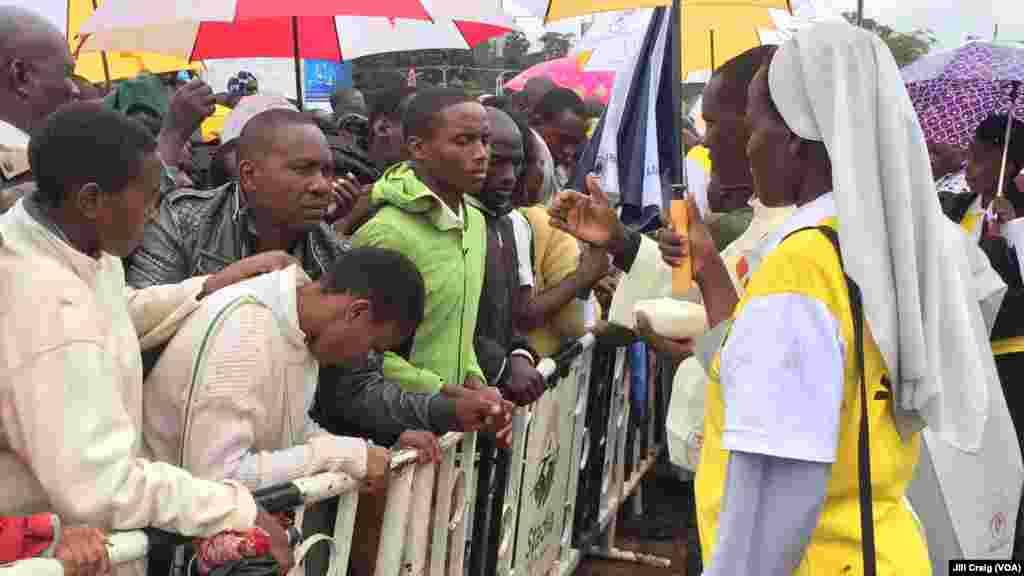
[768,22,1000,452]
[721,297,843,464]
[0,120,29,149]
[508,209,535,287]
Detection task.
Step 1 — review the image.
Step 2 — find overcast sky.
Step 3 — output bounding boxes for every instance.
[506,0,1020,52]
[814,0,1021,47]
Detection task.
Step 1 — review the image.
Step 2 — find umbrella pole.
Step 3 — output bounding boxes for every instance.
[856,0,864,26]
[996,83,1021,199]
[89,0,112,90]
[671,0,686,195]
[292,16,303,110]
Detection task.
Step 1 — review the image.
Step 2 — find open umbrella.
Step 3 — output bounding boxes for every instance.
[78,0,515,105]
[903,42,1024,198]
[28,0,202,85]
[504,57,616,104]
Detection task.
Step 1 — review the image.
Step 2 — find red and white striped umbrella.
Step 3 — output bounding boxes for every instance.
[78,0,516,62]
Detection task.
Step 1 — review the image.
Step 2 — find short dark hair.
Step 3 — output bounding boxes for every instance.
[330,88,364,114]
[534,87,585,123]
[29,101,157,208]
[368,86,416,127]
[711,45,777,113]
[976,113,1024,168]
[322,247,426,329]
[238,108,318,162]
[403,88,476,141]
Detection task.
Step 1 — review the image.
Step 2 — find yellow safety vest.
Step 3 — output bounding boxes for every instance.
[695,217,930,575]
[960,212,1024,357]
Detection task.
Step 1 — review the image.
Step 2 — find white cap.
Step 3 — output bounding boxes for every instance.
[221,94,297,145]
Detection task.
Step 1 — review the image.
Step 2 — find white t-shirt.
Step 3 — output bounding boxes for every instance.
[508,209,535,288]
[719,193,845,464]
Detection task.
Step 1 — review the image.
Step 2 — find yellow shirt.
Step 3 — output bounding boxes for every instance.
[696,217,930,575]
[521,205,587,357]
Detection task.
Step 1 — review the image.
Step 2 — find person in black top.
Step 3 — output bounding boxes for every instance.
[944,112,1024,558]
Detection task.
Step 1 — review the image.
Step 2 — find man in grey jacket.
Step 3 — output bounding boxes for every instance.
[126,106,504,445]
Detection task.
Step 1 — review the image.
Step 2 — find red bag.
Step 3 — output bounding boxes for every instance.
[0,514,58,563]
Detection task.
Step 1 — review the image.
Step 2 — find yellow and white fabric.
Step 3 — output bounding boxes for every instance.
[769,21,1000,451]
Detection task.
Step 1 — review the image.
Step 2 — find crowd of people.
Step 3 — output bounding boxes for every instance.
[1,4,1023,576]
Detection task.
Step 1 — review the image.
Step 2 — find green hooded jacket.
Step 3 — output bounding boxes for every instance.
[352,162,487,393]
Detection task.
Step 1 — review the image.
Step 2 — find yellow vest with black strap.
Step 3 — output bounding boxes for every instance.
[695,217,930,575]
[960,212,1024,357]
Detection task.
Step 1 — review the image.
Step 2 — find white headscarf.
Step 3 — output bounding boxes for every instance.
[768,21,1002,452]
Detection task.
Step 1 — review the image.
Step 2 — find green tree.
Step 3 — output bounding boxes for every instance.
[539,32,574,60]
[842,12,937,67]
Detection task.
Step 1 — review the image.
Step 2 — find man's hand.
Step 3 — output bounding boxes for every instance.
[593,271,620,313]
[200,251,299,299]
[501,356,545,406]
[549,174,624,249]
[658,195,716,277]
[362,445,391,495]
[396,430,441,464]
[163,79,216,140]
[325,173,367,224]
[991,195,1017,225]
[457,376,514,432]
[577,245,610,289]
[55,526,110,576]
[452,393,505,432]
[254,509,293,574]
[635,310,695,365]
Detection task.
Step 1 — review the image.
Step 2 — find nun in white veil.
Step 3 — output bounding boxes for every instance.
[694,20,1018,576]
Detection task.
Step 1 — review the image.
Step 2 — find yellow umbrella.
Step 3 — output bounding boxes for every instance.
[542,0,788,78]
[680,0,787,77]
[67,0,202,85]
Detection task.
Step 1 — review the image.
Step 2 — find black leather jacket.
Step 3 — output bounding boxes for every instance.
[127,182,344,285]
[126,182,460,444]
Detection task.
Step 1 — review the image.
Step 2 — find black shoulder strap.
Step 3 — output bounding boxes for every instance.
[781,225,877,576]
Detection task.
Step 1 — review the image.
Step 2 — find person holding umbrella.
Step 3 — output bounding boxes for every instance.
[550,21,1004,574]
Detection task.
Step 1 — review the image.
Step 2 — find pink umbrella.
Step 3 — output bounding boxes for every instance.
[505,56,615,104]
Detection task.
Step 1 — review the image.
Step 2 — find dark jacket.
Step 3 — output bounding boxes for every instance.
[940,189,1024,342]
[126,182,460,445]
[466,195,537,388]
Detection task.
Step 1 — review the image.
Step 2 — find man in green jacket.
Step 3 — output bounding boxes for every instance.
[352,88,491,395]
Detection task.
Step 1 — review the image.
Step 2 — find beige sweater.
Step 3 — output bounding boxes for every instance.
[144,266,368,490]
[0,201,257,539]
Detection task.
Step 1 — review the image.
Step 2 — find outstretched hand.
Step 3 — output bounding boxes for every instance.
[548,174,624,248]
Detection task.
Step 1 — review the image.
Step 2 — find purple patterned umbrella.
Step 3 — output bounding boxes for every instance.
[903,42,1024,149]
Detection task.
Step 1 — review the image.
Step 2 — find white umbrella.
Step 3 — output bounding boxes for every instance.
[77,0,518,102]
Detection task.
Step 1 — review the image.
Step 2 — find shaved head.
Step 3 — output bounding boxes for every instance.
[0,6,78,133]
[481,106,524,214]
[238,109,320,162]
